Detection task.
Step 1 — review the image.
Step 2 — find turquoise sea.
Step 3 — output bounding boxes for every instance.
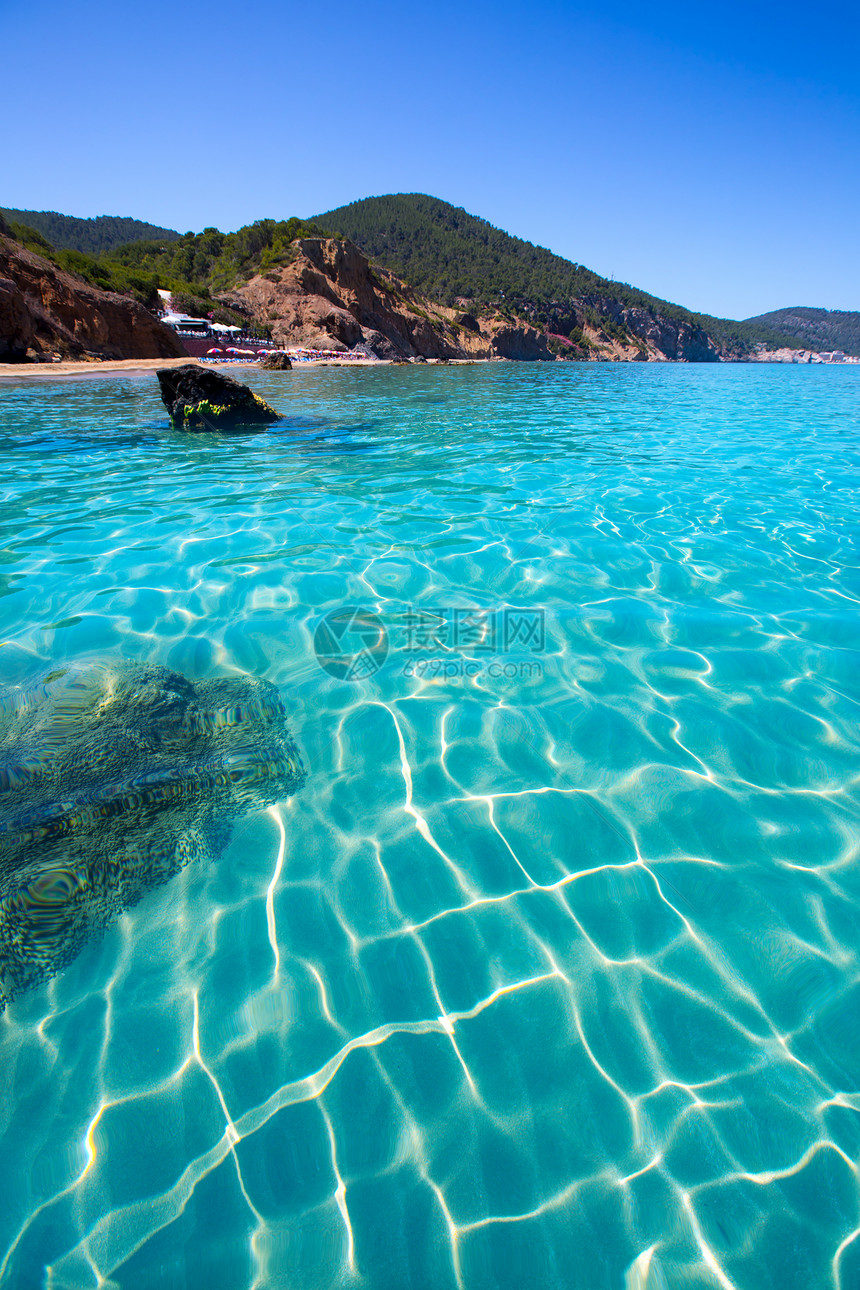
[0,362,859,1289]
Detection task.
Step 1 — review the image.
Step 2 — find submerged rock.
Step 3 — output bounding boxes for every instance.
[0,663,305,1007]
[259,350,293,370]
[156,363,281,431]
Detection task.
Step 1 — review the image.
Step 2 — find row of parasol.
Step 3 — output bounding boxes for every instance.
[206,347,269,356]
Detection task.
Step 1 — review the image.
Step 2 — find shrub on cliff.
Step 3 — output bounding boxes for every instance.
[0,221,160,310]
[104,218,325,295]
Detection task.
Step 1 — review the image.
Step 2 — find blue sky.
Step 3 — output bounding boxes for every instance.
[4,0,858,319]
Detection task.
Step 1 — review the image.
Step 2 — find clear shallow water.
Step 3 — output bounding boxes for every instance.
[0,362,859,1289]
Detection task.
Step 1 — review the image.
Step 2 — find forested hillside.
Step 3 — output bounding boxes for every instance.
[0,216,327,324]
[1,215,164,309]
[318,193,613,306]
[315,194,800,353]
[743,307,860,356]
[0,209,180,255]
[2,196,819,359]
[105,219,324,294]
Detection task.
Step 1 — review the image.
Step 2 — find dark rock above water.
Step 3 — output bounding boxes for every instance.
[0,663,305,1007]
[156,363,281,431]
[259,350,293,370]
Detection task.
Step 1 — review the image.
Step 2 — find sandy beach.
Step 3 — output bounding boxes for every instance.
[0,357,199,381]
[0,356,404,381]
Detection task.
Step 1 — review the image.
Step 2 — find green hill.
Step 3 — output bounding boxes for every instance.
[3,196,822,358]
[743,307,860,356]
[103,218,323,295]
[317,193,614,307]
[314,193,799,353]
[0,208,180,255]
[1,214,324,326]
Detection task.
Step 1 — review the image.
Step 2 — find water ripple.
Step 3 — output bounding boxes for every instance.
[0,364,858,1287]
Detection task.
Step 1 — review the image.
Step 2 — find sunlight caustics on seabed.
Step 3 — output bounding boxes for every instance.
[0,362,858,1289]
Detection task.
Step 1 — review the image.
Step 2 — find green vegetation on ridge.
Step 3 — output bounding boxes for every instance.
[3,196,814,356]
[1,214,164,310]
[744,307,860,356]
[315,194,803,353]
[1,215,323,325]
[105,219,324,296]
[0,208,180,256]
[317,193,614,308]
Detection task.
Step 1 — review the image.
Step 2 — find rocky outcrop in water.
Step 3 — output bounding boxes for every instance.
[0,234,186,363]
[259,350,293,370]
[156,363,281,430]
[0,663,305,1007]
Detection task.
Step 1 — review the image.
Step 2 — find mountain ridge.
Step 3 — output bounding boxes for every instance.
[743,306,860,356]
[313,194,804,357]
[0,208,180,256]
[3,195,853,362]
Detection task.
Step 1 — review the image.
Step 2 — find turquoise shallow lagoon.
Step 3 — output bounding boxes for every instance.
[1,362,859,1288]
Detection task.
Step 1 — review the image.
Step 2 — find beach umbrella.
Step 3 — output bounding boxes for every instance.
[225,347,240,354]
[207,347,223,355]
[257,349,268,355]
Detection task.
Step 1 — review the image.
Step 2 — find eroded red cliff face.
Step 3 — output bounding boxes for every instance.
[233,238,468,359]
[0,229,725,367]
[0,237,185,362]
[231,237,723,363]
[233,238,561,360]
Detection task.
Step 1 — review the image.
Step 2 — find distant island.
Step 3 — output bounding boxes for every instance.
[1,195,858,364]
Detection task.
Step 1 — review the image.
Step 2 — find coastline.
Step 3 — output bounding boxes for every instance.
[2,354,857,383]
[0,356,491,381]
[0,356,384,381]
[0,357,201,381]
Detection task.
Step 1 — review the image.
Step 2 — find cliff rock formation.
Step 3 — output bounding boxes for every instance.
[0,235,185,362]
[620,307,720,362]
[233,238,467,360]
[491,324,554,360]
[229,237,726,363]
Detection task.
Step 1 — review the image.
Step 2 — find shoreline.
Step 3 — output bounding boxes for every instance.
[0,356,400,381]
[3,355,852,383]
[0,356,494,381]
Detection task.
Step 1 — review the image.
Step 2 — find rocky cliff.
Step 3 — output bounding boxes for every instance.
[312,194,776,360]
[231,238,465,360]
[0,236,185,363]
[619,307,721,361]
[233,238,567,360]
[0,221,730,366]
[229,237,725,363]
